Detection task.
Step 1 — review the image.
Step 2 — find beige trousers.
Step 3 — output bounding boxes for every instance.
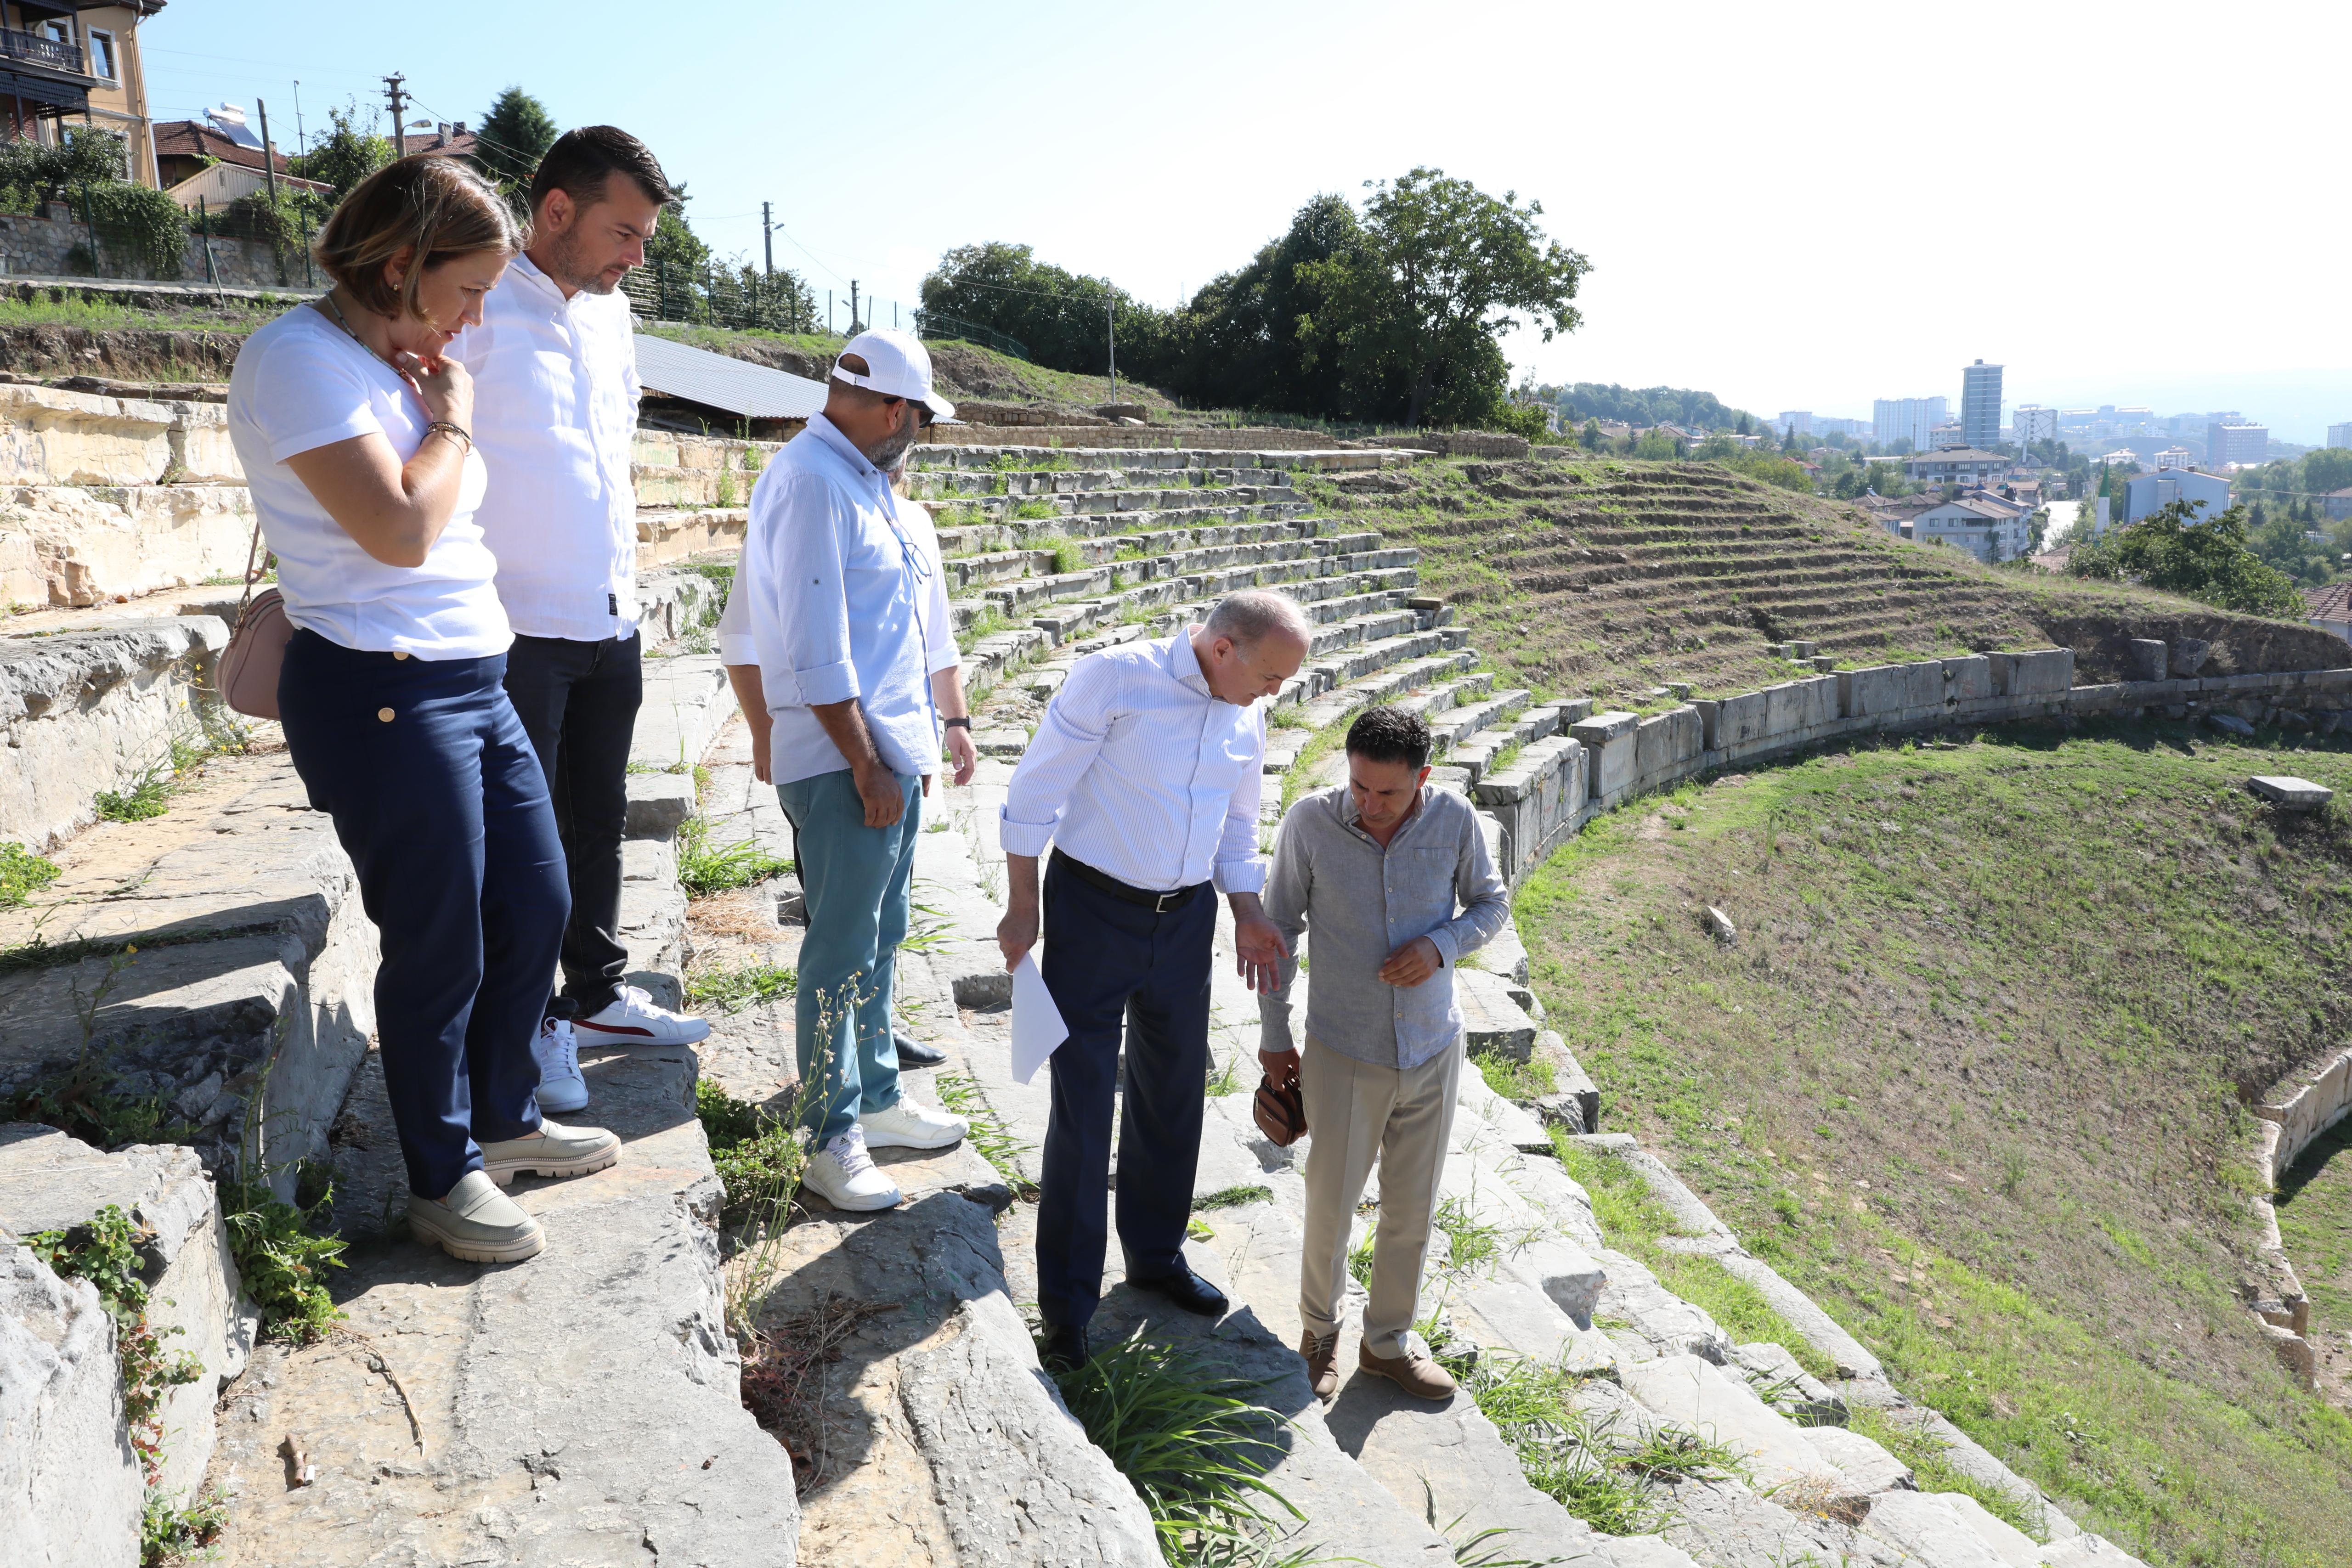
[1297,1033,1462,1358]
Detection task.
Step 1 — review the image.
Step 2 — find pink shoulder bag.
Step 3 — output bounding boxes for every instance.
[217,515,291,719]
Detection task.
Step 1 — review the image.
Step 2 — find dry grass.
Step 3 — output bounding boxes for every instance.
[740,1292,902,1494]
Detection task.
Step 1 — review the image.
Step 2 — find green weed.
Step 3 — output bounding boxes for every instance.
[29,1205,203,1484]
[935,1071,1035,1193]
[1474,1051,1556,1102]
[696,1077,809,1222]
[1193,1184,1273,1212]
[676,816,792,898]
[0,841,60,907]
[141,1488,228,1566]
[219,1168,348,1346]
[685,960,797,1014]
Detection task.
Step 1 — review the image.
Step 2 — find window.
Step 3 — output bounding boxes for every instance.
[87,28,114,80]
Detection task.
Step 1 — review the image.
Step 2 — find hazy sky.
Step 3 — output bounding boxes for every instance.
[140,1,2352,438]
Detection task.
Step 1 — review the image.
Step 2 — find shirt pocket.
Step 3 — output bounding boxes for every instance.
[1392,846,1460,937]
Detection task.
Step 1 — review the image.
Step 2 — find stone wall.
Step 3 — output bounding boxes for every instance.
[1364,430,1532,458]
[1474,646,2352,886]
[0,211,290,290]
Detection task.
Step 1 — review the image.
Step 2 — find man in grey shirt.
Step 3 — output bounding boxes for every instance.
[1259,705,1510,1402]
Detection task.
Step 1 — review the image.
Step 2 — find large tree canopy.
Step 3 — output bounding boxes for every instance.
[919,243,1167,377]
[2067,497,2306,618]
[287,103,390,199]
[473,86,559,196]
[1295,168,1587,428]
[1158,193,1358,416]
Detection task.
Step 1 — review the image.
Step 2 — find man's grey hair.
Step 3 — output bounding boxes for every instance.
[1204,589,1312,649]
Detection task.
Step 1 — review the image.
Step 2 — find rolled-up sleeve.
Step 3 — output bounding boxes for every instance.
[1256,801,1312,1053]
[761,473,858,705]
[999,653,1118,858]
[1429,808,1510,967]
[1211,706,1268,895]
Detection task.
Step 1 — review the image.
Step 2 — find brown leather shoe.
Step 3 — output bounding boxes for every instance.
[1358,1341,1457,1402]
[1299,1330,1340,1402]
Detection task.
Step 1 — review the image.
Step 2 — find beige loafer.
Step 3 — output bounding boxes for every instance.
[478,1119,621,1187]
[407,1170,544,1263]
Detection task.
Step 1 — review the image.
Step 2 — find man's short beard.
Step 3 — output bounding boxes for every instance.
[544,226,616,295]
[864,408,919,471]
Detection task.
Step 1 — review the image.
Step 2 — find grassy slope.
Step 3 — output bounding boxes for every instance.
[636,320,1182,412]
[1514,725,2352,1563]
[1298,456,2349,706]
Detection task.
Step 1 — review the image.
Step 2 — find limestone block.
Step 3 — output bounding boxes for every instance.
[1940,1491,2044,1568]
[2125,639,2166,681]
[634,655,738,772]
[1594,1248,1731,1362]
[1941,654,1993,703]
[0,1236,139,1568]
[1839,660,1944,719]
[0,615,228,848]
[1761,674,1838,739]
[2168,637,2211,677]
[0,1126,251,1507]
[2256,1045,2352,1178]
[1459,967,1538,1061]
[1633,705,1702,790]
[1799,1424,1911,1494]
[0,382,181,486]
[1860,1491,2019,1567]
[2039,1535,2153,1567]
[623,770,696,840]
[1618,1354,1840,1492]
[2246,774,2332,811]
[1570,710,1639,799]
[0,483,256,608]
[1990,648,2072,697]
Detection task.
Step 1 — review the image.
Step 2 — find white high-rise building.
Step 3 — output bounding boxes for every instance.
[1872,395,1949,451]
[2328,421,2352,450]
[1962,361,2003,449]
[2014,405,2059,446]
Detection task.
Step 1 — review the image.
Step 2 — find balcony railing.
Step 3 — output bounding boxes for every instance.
[0,27,86,77]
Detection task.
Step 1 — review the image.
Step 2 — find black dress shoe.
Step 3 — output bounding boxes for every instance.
[893,1030,947,1068]
[1041,1322,1090,1375]
[1130,1268,1228,1317]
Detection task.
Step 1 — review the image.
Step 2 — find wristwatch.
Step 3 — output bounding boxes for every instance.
[943,716,972,730]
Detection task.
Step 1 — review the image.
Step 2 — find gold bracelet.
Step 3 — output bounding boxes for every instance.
[425,419,473,454]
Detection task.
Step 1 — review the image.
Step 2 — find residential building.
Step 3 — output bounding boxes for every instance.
[1904,489,2035,564]
[2154,446,2195,470]
[1816,415,1869,437]
[1872,395,1948,451]
[1902,446,2006,486]
[2124,466,2229,523]
[1776,410,1813,436]
[1962,359,2002,448]
[2327,421,2352,450]
[0,2,164,186]
[2014,404,2059,446]
[2206,419,2267,467]
[1927,422,1966,449]
[2321,486,2352,521]
[2305,581,2352,645]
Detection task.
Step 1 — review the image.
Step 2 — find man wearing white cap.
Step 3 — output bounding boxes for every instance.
[730,328,975,1211]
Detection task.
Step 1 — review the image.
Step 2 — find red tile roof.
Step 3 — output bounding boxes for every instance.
[154,120,292,175]
[2305,582,2352,623]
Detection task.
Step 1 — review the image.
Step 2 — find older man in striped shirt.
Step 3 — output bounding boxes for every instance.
[998,589,1310,1371]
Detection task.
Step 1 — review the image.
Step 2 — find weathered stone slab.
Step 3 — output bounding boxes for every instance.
[1458,967,1538,1061]
[1839,660,1944,719]
[2038,1534,2153,1566]
[1571,710,1639,799]
[1632,705,1703,792]
[1860,1491,2017,1567]
[2125,639,2166,681]
[0,1125,252,1508]
[2246,774,2332,811]
[1620,1353,1841,1492]
[625,769,697,840]
[1990,648,2073,697]
[0,484,256,608]
[0,1235,140,1568]
[1800,1423,1911,1495]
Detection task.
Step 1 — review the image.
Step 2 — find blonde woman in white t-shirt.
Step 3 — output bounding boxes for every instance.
[226,154,618,1265]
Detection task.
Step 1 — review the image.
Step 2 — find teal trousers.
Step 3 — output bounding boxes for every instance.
[775,767,919,1143]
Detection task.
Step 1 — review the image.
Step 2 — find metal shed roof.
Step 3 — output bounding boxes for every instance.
[633,332,828,420]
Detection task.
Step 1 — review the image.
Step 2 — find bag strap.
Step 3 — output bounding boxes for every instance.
[232,512,266,629]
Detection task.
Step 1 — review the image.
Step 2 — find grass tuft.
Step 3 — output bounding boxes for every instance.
[935,1072,1036,1195]
[685,960,797,1014]
[676,816,792,898]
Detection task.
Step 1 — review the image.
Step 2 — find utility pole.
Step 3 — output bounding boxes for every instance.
[292,79,305,155]
[849,279,859,335]
[760,201,774,278]
[256,96,286,284]
[382,74,407,160]
[1106,284,1118,405]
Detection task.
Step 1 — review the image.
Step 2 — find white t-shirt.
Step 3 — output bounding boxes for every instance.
[226,304,511,660]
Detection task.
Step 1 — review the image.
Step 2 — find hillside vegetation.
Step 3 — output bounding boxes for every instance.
[1300,456,2349,705]
[1518,725,2352,1564]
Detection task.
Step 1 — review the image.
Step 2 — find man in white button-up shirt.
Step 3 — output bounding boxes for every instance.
[996,590,1309,1369]
[456,126,710,1088]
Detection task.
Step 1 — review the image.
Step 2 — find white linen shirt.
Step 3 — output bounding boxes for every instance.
[225,304,508,660]
[998,632,1268,895]
[450,252,641,641]
[735,416,954,784]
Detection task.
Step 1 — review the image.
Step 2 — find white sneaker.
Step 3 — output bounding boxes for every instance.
[531,1015,588,1113]
[577,984,711,1046]
[801,1125,901,1211]
[859,1098,968,1151]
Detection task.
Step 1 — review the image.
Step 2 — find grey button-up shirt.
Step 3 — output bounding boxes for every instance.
[1259,783,1511,1071]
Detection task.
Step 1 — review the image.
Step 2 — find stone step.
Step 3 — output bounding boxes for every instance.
[908,442,1398,474]
[911,462,1295,499]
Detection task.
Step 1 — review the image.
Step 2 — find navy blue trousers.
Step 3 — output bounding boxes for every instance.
[1036,854,1214,1329]
[279,631,569,1200]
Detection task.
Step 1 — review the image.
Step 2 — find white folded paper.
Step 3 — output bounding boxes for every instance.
[1009,953,1069,1085]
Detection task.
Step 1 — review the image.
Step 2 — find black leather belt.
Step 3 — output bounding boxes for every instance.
[1052,849,1207,914]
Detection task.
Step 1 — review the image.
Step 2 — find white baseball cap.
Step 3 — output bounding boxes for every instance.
[832,327,956,421]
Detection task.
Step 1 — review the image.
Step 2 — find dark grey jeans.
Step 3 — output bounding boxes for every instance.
[503,630,642,1017]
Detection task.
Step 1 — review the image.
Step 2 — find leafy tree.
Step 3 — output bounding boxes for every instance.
[1160,192,1357,416]
[1555,382,1759,432]
[2306,447,2352,496]
[473,86,559,196]
[920,241,1169,377]
[2067,498,2306,616]
[2247,498,2335,585]
[1294,167,1586,428]
[1580,417,1601,451]
[288,102,391,199]
[1632,429,1681,460]
[0,123,131,206]
[646,202,707,277]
